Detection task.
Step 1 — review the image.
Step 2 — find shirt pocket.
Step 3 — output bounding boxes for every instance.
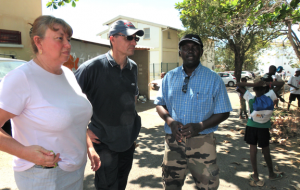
[194,92,213,112]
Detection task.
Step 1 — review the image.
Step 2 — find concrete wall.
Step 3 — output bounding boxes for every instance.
[136,23,160,48]
[129,50,150,99]
[0,0,42,61]
[70,39,110,67]
[162,29,179,49]
[162,51,178,63]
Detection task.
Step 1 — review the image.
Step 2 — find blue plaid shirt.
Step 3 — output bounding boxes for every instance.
[154,63,232,134]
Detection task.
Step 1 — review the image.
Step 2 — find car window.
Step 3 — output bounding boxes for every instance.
[241,71,245,74]
[0,61,24,80]
[222,74,229,77]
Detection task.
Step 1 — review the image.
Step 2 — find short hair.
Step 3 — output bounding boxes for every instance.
[241,77,247,82]
[29,15,73,54]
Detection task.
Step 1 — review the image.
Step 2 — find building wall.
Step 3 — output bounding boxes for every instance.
[162,51,179,64]
[162,29,179,49]
[129,50,150,99]
[136,23,160,48]
[0,0,42,61]
[70,39,110,68]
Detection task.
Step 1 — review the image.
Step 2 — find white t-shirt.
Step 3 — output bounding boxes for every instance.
[0,60,93,172]
[288,75,300,94]
[274,74,283,82]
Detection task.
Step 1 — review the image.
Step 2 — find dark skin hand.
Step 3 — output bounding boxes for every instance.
[156,105,230,141]
[237,81,284,95]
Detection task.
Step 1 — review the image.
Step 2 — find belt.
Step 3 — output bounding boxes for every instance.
[34,165,58,169]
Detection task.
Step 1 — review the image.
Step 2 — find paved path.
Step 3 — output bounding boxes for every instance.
[1,87,300,190]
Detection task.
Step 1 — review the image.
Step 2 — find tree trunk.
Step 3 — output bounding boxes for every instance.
[287,21,300,61]
[234,47,243,83]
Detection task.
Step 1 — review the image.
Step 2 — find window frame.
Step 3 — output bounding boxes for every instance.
[0,29,22,45]
[144,28,150,39]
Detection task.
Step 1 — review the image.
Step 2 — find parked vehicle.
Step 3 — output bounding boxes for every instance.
[0,58,27,136]
[241,71,253,80]
[0,58,26,82]
[225,71,235,76]
[218,72,236,87]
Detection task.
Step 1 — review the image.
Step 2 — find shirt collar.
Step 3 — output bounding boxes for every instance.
[181,62,203,77]
[105,51,132,70]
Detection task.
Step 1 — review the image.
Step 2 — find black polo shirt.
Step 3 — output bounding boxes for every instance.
[75,51,141,152]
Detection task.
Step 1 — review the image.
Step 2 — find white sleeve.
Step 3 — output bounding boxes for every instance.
[265,90,277,101]
[0,69,30,115]
[276,75,283,82]
[243,90,254,102]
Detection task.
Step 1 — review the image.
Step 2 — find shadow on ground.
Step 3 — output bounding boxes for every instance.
[83,96,300,190]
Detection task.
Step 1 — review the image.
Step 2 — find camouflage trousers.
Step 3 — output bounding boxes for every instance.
[162,133,219,190]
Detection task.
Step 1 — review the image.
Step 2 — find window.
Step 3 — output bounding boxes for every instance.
[144,28,150,39]
[222,74,229,77]
[0,29,21,44]
[168,31,171,39]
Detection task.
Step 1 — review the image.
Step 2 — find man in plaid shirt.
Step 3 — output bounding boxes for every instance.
[155,34,232,190]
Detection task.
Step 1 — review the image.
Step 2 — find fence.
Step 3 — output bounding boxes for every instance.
[150,62,180,81]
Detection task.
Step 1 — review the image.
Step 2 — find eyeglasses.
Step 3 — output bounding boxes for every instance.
[182,76,190,93]
[114,34,140,42]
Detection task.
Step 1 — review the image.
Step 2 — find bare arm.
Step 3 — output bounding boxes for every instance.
[270,81,284,93]
[0,108,60,167]
[86,130,101,171]
[156,105,183,142]
[288,84,298,89]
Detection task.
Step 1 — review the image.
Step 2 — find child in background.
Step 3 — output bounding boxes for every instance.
[236,77,248,119]
[287,68,300,111]
[237,78,284,186]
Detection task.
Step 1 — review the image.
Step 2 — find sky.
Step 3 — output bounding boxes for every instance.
[41,0,184,38]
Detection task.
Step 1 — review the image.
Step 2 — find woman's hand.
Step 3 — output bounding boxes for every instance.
[87,147,101,171]
[21,145,61,167]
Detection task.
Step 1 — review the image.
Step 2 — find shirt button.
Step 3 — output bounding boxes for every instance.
[184,115,185,117]
[185,102,187,103]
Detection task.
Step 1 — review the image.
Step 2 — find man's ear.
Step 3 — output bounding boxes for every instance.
[110,36,114,44]
[178,50,181,57]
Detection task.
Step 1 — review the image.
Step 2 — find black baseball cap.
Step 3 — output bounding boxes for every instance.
[109,20,144,37]
[179,34,203,48]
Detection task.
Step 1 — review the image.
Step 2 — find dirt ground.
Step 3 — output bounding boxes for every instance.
[1,85,300,190]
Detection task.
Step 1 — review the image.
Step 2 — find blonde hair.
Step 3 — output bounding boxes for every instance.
[29,15,73,54]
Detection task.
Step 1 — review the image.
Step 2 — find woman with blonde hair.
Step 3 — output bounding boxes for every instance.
[0,15,100,189]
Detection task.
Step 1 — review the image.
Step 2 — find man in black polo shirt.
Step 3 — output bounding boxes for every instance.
[75,20,143,190]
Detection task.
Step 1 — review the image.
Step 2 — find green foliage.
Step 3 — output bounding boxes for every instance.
[175,0,296,82]
[213,67,223,73]
[46,0,79,9]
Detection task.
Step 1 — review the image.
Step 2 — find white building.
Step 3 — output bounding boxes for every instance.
[258,42,299,76]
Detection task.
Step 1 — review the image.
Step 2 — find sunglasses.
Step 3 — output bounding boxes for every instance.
[182,76,190,93]
[114,34,140,42]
